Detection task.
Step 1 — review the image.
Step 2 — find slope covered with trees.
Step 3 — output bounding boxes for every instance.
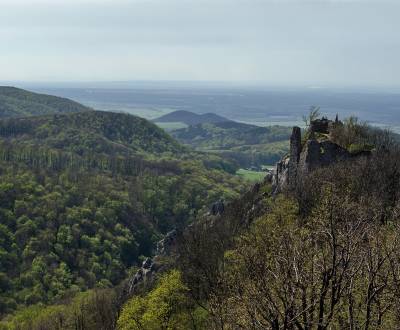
[0,87,91,119]
[0,111,183,156]
[171,121,291,168]
[153,110,230,126]
[6,111,400,330]
[175,116,400,329]
[0,110,245,320]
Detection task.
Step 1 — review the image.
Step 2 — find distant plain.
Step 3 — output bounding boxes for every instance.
[21,82,400,132]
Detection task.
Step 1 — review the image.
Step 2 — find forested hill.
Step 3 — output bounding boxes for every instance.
[171,121,292,167]
[0,86,91,118]
[153,110,231,125]
[6,114,400,329]
[86,116,400,329]
[10,115,400,329]
[173,116,400,329]
[172,121,291,148]
[0,109,244,319]
[0,110,183,157]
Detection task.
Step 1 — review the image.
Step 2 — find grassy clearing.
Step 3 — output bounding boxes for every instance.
[236,169,266,182]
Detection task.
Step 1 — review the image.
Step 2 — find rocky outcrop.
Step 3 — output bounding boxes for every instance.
[123,229,178,298]
[310,118,330,135]
[272,126,303,192]
[125,257,156,295]
[157,229,178,255]
[288,126,302,185]
[210,199,225,216]
[299,139,351,173]
[272,117,355,193]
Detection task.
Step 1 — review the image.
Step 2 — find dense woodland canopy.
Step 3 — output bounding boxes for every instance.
[0,87,91,119]
[2,89,400,330]
[153,110,230,126]
[0,106,246,326]
[171,121,291,168]
[176,117,400,329]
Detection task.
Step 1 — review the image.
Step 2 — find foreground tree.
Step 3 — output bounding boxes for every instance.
[117,270,206,330]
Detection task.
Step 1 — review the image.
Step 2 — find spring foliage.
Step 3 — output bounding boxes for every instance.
[118,270,206,330]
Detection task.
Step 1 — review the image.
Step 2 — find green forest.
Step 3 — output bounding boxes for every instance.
[0,97,248,327]
[2,88,400,330]
[0,87,91,119]
[2,0,399,326]
[171,121,291,168]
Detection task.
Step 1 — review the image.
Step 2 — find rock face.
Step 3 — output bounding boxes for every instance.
[272,117,351,193]
[272,126,303,192]
[124,229,178,298]
[126,257,156,295]
[210,200,225,216]
[288,126,302,183]
[300,139,350,173]
[157,229,178,255]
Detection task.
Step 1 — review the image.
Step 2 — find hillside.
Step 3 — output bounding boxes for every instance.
[153,110,230,125]
[7,115,400,329]
[0,110,183,157]
[0,110,244,318]
[171,121,292,168]
[0,86,91,118]
[172,116,400,329]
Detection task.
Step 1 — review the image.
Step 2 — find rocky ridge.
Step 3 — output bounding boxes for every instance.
[272,116,366,193]
[122,116,368,302]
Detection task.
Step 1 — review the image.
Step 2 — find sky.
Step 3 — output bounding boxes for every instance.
[0,0,399,87]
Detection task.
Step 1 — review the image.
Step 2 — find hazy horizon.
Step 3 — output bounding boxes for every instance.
[2,80,400,94]
[1,0,400,88]
[12,82,399,134]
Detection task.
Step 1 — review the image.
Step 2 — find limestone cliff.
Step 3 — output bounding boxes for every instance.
[272,117,356,193]
[122,229,178,298]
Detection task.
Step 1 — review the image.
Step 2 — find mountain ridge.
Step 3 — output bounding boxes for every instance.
[0,102,245,319]
[0,110,183,157]
[153,110,231,125]
[0,86,91,118]
[171,121,291,168]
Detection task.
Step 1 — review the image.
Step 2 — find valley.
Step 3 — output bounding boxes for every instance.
[3,0,399,327]
[1,87,400,329]
[0,88,246,323]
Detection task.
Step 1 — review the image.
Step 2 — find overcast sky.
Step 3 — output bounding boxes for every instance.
[0,0,399,87]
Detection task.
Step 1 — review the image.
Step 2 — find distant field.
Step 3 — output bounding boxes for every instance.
[155,122,188,131]
[80,102,174,119]
[27,85,400,128]
[237,119,304,128]
[262,165,276,171]
[236,169,266,182]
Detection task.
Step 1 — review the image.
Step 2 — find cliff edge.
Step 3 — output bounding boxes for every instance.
[272,116,366,193]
